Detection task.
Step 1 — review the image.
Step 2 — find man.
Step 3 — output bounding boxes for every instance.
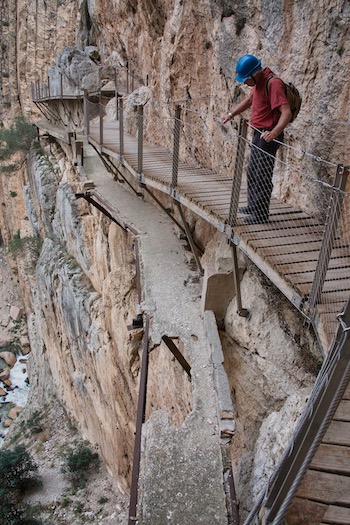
[222,54,292,224]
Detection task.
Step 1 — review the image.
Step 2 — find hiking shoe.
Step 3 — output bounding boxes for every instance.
[238,206,253,214]
[242,214,269,224]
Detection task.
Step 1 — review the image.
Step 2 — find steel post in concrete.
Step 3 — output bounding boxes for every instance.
[171,105,182,188]
[308,164,349,317]
[228,117,248,227]
[137,105,144,174]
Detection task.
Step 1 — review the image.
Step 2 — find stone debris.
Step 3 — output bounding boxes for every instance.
[0,351,17,367]
[10,305,23,321]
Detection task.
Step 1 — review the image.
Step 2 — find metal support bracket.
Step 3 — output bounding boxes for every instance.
[231,240,250,318]
[161,335,192,379]
[175,201,204,276]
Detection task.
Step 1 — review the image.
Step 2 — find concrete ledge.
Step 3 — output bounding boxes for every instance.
[204,310,235,442]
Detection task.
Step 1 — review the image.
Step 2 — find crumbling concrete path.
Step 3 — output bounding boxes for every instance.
[82,144,232,525]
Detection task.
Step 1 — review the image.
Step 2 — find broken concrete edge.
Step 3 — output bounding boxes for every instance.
[204,310,235,443]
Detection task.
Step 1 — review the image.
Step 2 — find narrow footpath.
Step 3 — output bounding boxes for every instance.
[81,143,233,524]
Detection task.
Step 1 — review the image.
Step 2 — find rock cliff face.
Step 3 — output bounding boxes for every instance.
[0,0,348,520]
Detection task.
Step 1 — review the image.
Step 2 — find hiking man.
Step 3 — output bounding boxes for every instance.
[222,54,292,224]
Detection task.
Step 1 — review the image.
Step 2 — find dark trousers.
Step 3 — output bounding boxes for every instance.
[246,130,282,219]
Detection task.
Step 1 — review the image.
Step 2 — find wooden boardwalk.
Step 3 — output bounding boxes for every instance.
[88,120,350,351]
[35,118,350,525]
[286,383,350,524]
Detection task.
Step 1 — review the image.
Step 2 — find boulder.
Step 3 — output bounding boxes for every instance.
[0,351,16,367]
[10,305,23,322]
[0,368,10,381]
[8,406,22,420]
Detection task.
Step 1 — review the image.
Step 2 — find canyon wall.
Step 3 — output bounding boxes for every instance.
[0,0,348,520]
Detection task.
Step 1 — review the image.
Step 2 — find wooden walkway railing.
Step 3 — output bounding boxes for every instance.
[82,97,349,354]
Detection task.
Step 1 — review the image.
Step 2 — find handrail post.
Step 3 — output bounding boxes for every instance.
[60,72,63,98]
[83,91,89,136]
[48,75,50,99]
[228,117,249,318]
[228,116,248,227]
[126,61,129,94]
[119,98,124,156]
[114,68,119,121]
[137,105,144,175]
[99,99,104,147]
[171,105,182,189]
[307,164,349,318]
[128,315,149,525]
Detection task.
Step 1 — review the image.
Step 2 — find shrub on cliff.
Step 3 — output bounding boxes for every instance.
[0,116,37,173]
[62,441,100,488]
[0,445,42,524]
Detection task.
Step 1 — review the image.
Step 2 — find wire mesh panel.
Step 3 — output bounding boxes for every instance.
[84,91,350,353]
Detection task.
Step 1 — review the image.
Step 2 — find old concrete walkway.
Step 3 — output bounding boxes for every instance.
[81,142,233,524]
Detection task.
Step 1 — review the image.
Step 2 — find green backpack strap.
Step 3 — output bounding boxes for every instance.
[264,74,278,98]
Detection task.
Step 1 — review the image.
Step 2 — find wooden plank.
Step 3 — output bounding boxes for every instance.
[285,497,327,524]
[322,505,350,524]
[333,400,350,421]
[323,420,350,446]
[296,469,350,504]
[311,443,350,474]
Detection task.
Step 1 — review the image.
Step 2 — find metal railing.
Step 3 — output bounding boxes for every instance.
[31,62,145,102]
[242,297,350,525]
[84,94,350,354]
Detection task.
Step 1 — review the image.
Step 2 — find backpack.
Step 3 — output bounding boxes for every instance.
[265,75,302,123]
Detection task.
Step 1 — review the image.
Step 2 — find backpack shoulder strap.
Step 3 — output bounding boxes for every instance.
[265,74,278,97]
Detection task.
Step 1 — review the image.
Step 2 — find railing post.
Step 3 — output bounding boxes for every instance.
[228,116,249,318]
[171,105,182,189]
[60,72,63,98]
[307,164,349,317]
[128,315,149,525]
[228,116,248,227]
[99,100,104,147]
[119,98,124,156]
[114,68,119,121]
[126,61,129,94]
[137,105,144,175]
[48,75,50,99]
[83,91,89,136]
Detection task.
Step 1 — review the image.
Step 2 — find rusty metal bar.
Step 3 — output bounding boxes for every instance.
[99,96,104,147]
[228,117,248,227]
[227,468,240,525]
[128,315,149,525]
[307,164,349,317]
[175,201,204,275]
[76,194,128,232]
[231,242,249,318]
[162,335,192,379]
[171,105,182,188]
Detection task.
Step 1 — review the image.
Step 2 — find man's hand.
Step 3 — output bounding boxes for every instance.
[222,113,232,124]
[261,130,277,143]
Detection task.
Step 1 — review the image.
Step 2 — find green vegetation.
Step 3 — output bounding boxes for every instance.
[0,116,37,173]
[62,441,100,488]
[0,445,42,525]
[8,230,42,265]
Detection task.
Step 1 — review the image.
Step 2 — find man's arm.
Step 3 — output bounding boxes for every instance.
[261,104,292,142]
[222,96,252,124]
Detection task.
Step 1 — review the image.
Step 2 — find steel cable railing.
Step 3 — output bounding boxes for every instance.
[83,89,349,354]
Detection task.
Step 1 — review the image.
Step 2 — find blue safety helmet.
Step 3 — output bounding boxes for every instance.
[235,54,262,82]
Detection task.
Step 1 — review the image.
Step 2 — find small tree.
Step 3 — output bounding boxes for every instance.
[0,446,42,525]
[0,116,37,173]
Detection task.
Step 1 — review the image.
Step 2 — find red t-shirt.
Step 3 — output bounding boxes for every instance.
[250,67,289,130]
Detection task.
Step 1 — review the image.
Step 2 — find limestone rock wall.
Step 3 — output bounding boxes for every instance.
[23,142,140,490]
[0,0,348,512]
